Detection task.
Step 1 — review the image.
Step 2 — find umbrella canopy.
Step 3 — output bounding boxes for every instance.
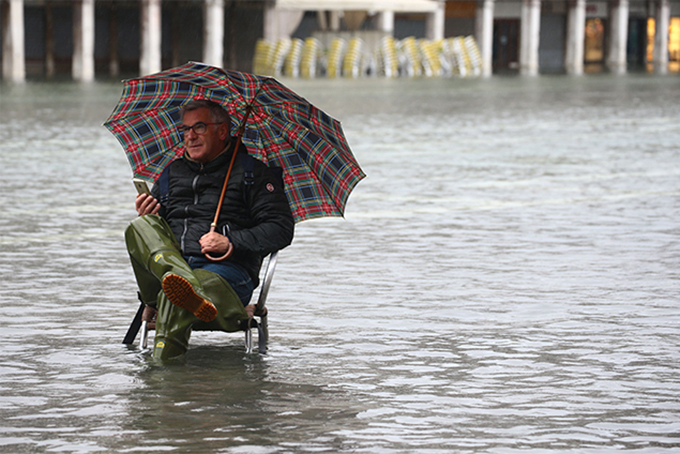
[104,62,365,223]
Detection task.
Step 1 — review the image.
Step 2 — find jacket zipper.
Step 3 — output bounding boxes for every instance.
[179,170,202,252]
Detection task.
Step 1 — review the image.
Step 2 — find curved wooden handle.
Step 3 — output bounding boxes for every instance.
[204,224,234,262]
[204,242,233,261]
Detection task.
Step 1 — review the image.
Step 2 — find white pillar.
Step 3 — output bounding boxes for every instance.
[329,11,341,31]
[520,0,541,75]
[2,0,25,82]
[204,0,224,68]
[263,3,276,41]
[654,0,670,74]
[607,0,629,74]
[426,1,445,41]
[376,11,394,34]
[72,0,95,82]
[475,0,495,77]
[263,5,304,41]
[140,0,162,76]
[316,11,328,30]
[565,0,585,75]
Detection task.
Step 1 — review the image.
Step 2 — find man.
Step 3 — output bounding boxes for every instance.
[125,99,294,358]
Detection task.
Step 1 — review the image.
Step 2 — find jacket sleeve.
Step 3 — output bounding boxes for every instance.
[228,161,295,256]
[149,183,168,219]
[150,166,169,219]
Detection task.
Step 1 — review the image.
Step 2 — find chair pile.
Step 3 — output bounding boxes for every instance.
[253,35,483,79]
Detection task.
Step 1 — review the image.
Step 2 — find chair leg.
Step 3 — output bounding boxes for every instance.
[245,326,253,354]
[140,321,149,349]
[122,300,145,345]
[259,314,268,353]
[243,318,268,354]
[139,305,158,349]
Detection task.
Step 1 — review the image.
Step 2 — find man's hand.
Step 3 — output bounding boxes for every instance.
[136,193,160,216]
[199,231,232,255]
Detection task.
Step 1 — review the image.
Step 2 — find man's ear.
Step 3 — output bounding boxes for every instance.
[219,122,230,141]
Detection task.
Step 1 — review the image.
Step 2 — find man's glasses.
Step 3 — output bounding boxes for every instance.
[178,122,222,135]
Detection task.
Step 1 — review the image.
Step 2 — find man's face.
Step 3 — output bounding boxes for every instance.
[181,107,229,163]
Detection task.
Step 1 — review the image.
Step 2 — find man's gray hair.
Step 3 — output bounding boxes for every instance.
[180,99,231,126]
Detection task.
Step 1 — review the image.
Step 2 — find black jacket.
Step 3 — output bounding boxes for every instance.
[152,140,294,286]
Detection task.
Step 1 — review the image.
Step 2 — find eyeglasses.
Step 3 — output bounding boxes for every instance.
[178,122,222,135]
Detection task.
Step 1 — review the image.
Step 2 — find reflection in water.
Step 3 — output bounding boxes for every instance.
[1,75,679,452]
[122,348,358,452]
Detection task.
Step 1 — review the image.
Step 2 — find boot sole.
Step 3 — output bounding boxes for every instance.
[162,274,217,322]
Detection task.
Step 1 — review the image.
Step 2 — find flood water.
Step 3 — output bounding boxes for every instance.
[1,73,679,453]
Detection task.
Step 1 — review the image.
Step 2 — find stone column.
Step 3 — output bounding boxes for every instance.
[1,0,25,82]
[329,11,341,31]
[520,0,541,75]
[140,0,162,76]
[475,0,495,77]
[654,0,670,74]
[316,11,327,30]
[426,0,445,41]
[204,0,224,68]
[565,0,585,75]
[607,0,629,74]
[72,0,95,82]
[263,3,276,41]
[376,11,394,34]
[263,4,304,41]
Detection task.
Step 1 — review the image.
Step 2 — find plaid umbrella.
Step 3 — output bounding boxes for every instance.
[104,62,365,223]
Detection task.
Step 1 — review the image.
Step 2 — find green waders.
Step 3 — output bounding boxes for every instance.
[125,215,248,360]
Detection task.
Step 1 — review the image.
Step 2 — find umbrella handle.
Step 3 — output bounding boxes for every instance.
[204,105,253,263]
[204,223,234,261]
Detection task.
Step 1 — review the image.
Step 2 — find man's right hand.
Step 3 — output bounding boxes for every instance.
[136,193,160,216]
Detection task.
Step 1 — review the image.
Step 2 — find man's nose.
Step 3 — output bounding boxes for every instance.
[185,128,198,140]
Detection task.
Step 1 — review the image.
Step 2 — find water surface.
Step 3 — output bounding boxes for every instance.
[1,74,679,453]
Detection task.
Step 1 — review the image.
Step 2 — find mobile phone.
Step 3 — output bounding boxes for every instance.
[133,178,151,195]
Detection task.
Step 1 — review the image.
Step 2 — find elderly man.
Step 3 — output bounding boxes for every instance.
[125,99,294,358]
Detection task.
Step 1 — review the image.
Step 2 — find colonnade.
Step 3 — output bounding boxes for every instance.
[2,0,267,82]
[3,0,101,82]
[0,0,675,82]
[473,0,672,77]
[1,0,445,82]
[380,1,445,41]
[128,0,230,77]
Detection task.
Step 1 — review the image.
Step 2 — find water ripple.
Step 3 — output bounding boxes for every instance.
[1,76,679,453]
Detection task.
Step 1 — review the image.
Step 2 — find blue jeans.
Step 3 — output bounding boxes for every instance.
[184,256,254,306]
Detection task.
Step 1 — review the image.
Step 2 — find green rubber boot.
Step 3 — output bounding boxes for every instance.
[152,269,249,360]
[125,215,216,321]
[192,269,248,333]
[152,289,195,360]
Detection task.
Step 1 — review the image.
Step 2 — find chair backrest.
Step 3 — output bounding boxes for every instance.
[256,251,278,314]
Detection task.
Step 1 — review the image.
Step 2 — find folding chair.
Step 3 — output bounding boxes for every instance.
[123,251,278,354]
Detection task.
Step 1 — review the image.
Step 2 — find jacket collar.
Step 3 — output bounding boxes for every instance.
[182,138,236,172]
